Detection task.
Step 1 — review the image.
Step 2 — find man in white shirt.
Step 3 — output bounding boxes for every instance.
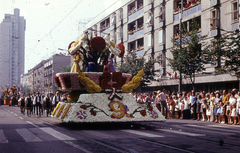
[31,92,36,114]
[52,91,61,108]
[33,92,43,117]
[159,89,168,119]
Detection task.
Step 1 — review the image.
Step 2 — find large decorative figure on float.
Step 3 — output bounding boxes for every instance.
[68,34,86,72]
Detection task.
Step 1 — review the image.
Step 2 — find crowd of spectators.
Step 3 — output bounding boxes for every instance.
[134,88,240,125]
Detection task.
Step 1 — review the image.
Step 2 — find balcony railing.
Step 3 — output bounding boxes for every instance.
[173,3,201,22]
[232,23,239,31]
[210,0,217,7]
[128,8,144,21]
[128,29,144,40]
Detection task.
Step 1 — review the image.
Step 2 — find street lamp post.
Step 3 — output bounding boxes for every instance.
[178,0,183,92]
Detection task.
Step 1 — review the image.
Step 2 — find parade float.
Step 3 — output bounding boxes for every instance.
[51,34,165,123]
[1,86,18,106]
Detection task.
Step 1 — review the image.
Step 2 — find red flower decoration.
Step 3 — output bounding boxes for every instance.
[90,108,97,116]
[100,72,112,90]
[80,105,87,110]
[54,76,61,87]
[112,72,123,90]
[147,103,153,111]
[118,43,125,57]
[90,36,106,52]
[140,110,147,117]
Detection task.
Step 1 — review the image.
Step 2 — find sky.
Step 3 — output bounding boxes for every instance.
[0,0,117,73]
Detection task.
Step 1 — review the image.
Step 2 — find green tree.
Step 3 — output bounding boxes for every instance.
[116,50,161,92]
[61,64,72,72]
[212,29,240,90]
[20,86,32,95]
[167,19,211,90]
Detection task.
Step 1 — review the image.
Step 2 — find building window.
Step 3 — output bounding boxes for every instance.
[231,1,238,22]
[100,18,110,32]
[210,9,219,30]
[146,12,152,26]
[128,0,143,16]
[159,30,163,44]
[128,17,144,35]
[157,5,164,22]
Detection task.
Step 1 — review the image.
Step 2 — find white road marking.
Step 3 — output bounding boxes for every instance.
[63,141,92,153]
[16,128,42,142]
[122,130,164,137]
[11,112,13,113]
[19,117,23,119]
[14,114,18,116]
[26,121,39,128]
[0,130,8,143]
[157,129,205,136]
[40,127,75,141]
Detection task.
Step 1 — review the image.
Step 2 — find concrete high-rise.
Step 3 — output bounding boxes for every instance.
[0,8,26,89]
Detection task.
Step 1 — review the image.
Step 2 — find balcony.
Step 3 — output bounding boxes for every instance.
[210,0,218,7]
[116,20,122,27]
[128,28,144,40]
[231,23,239,31]
[173,3,201,22]
[128,8,144,21]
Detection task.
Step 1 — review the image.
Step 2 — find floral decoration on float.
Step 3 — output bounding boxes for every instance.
[51,33,166,123]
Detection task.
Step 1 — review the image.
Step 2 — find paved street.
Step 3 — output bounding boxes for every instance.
[0,105,240,153]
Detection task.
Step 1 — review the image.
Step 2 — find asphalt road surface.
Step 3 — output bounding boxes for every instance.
[0,105,240,153]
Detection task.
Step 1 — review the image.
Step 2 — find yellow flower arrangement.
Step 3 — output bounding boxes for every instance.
[61,104,71,119]
[122,70,144,93]
[52,103,61,116]
[1,89,8,96]
[56,104,66,118]
[78,71,102,93]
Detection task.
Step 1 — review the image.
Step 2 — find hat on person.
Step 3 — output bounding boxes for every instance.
[157,90,161,95]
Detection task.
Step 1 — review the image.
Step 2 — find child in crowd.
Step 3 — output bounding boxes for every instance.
[196,95,201,121]
[168,96,175,119]
[217,102,225,124]
[231,104,237,125]
[225,101,231,124]
[201,99,207,121]
[175,101,179,119]
[206,104,210,121]
[180,100,184,119]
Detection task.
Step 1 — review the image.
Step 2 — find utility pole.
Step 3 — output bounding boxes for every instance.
[178,0,183,92]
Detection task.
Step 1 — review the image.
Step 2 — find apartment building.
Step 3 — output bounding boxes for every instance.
[0,8,25,89]
[84,0,239,92]
[43,53,71,94]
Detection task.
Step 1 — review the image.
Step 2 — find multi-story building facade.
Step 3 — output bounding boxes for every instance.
[0,8,25,89]
[20,53,71,94]
[43,53,71,94]
[20,73,28,88]
[83,0,239,92]
[32,60,45,93]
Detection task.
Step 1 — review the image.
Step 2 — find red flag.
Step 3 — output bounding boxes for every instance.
[166,71,171,76]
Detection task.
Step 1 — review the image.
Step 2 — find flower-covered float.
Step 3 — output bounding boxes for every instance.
[51,34,165,123]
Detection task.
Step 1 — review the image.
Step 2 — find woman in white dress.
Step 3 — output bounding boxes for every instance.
[229,91,237,124]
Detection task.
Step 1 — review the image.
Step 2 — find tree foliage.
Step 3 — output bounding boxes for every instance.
[167,19,211,90]
[211,29,240,89]
[213,30,240,78]
[116,50,161,91]
[61,64,72,72]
